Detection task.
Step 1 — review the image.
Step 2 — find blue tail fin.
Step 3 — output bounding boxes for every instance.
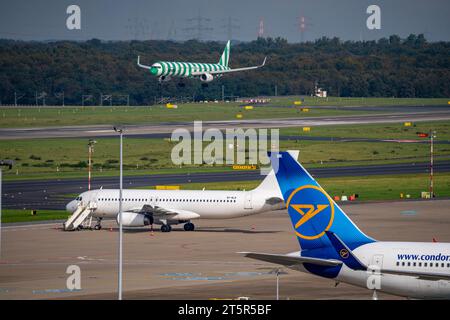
[269,151,375,251]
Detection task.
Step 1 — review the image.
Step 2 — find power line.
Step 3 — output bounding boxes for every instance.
[184,13,213,41]
[167,20,177,41]
[221,16,239,40]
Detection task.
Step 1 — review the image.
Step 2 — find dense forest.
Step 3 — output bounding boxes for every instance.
[0,35,449,105]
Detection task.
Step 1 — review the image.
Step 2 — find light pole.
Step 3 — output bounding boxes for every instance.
[0,160,13,260]
[87,139,97,190]
[113,126,124,300]
[269,268,287,300]
[430,130,436,198]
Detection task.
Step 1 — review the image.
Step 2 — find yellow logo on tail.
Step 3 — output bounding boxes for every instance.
[287,185,335,240]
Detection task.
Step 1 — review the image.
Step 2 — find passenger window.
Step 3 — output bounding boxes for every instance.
[413,262,416,267]
[402,262,405,266]
[424,263,427,267]
[419,263,422,267]
[407,262,411,266]
[396,262,399,266]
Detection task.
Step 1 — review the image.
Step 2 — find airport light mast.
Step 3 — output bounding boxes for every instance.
[269,268,287,300]
[0,160,13,260]
[87,139,97,190]
[430,130,436,198]
[113,126,124,300]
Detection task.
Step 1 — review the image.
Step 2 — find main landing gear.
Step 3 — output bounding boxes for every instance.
[161,224,172,233]
[183,222,195,231]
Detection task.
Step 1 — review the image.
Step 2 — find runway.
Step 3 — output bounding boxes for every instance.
[3,161,450,210]
[0,199,449,300]
[1,111,450,140]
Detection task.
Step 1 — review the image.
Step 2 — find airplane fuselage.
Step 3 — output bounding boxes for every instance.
[290,242,450,299]
[67,188,279,221]
[149,61,230,78]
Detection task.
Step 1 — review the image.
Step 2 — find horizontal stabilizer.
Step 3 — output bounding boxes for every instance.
[325,231,367,271]
[239,252,342,267]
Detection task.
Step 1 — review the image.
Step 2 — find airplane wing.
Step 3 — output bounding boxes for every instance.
[239,252,343,267]
[191,57,267,76]
[379,269,450,281]
[129,204,200,220]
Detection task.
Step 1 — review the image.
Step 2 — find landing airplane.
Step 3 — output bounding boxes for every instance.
[64,151,298,232]
[241,151,450,299]
[137,40,266,84]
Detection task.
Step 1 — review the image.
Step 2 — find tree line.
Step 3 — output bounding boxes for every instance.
[0,34,449,105]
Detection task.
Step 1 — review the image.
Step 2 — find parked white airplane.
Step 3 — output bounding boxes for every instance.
[241,151,450,299]
[64,152,299,232]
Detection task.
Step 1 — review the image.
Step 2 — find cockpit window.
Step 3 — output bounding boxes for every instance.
[76,196,82,201]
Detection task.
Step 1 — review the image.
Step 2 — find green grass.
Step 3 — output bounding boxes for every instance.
[267,96,449,107]
[0,103,371,128]
[1,209,69,223]
[1,96,448,128]
[280,120,450,140]
[2,135,450,181]
[146,172,450,202]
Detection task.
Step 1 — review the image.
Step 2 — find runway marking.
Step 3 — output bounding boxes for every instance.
[2,223,62,232]
[85,130,114,133]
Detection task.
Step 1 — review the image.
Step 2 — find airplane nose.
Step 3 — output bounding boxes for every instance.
[66,200,77,213]
[150,66,158,75]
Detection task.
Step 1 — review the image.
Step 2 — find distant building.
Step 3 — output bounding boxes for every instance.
[315,88,327,98]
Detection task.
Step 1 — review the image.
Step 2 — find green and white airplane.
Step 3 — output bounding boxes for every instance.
[137,40,266,84]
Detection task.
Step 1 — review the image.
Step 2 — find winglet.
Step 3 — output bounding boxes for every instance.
[137,56,152,70]
[260,56,267,67]
[325,231,367,271]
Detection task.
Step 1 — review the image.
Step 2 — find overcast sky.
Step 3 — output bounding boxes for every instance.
[0,0,449,42]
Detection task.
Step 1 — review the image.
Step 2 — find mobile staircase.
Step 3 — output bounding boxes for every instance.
[63,201,97,231]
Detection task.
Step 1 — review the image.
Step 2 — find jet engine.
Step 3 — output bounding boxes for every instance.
[200,73,214,82]
[117,211,152,227]
[158,75,171,83]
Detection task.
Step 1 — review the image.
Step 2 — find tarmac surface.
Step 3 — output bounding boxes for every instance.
[1,111,450,140]
[0,199,449,300]
[3,161,450,210]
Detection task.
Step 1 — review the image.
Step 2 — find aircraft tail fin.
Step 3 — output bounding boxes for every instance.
[218,40,231,68]
[269,151,375,251]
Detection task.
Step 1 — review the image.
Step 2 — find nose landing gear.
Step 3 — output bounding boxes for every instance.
[94,217,103,230]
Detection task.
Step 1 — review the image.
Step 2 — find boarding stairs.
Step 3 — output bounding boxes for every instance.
[63,201,97,231]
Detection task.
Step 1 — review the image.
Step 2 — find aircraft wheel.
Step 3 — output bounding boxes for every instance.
[184,223,195,231]
[76,225,83,231]
[94,224,102,230]
[161,225,171,232]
